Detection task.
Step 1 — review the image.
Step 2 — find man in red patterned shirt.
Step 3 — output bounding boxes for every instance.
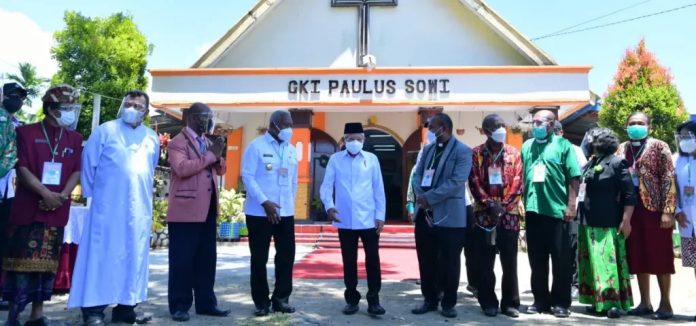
[468,114,524,318]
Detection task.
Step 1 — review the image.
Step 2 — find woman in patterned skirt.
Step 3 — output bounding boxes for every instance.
[577,128,635,318]
[673,121,696,322]
[616,111,677,320]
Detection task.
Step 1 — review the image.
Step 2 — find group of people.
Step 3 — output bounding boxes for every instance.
[1,82,695,325]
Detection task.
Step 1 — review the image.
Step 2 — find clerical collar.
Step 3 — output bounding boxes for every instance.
[437,137,452,148]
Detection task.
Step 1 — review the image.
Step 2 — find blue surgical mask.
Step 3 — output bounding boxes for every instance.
[533,125,548,141]
[57,110,76,128]
[346,140,363,155]
[490,127,507,143]
[274,122,293,143]
[626,125,648,140]
[122,107,144,126]
[426,127,442,144]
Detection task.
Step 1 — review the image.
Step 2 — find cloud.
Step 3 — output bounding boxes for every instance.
[0,8,57,82]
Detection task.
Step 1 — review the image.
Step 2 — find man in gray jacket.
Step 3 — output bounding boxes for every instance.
[411,113,472,318]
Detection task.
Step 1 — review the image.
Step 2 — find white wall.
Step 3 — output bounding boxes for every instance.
[212,0,530,68]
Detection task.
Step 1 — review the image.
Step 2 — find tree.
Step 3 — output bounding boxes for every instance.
[5,62,48,107]
[598,39,687,150]
[51,11,152,138]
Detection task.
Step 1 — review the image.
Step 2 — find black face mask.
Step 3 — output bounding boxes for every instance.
[2,97,23,114]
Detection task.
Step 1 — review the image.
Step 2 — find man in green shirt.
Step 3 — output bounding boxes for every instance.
[521,110,580,318]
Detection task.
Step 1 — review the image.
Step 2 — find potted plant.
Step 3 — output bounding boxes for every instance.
[218,188,246,240]
[151,198,169,248]
[310,196,326,221]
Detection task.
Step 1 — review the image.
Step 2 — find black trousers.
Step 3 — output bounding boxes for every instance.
[473,226,520,310]
[414,210,466,309]
[338,228,381,305]
[526,212,572,310]
[0,197,11,292]
[464,224,478,290]
[82,304,135,321]
[168,200,218,314]
[569,218,579,289]
[247,215,295,308]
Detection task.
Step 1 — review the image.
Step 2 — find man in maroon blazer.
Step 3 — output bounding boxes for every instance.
[166,102,228,322]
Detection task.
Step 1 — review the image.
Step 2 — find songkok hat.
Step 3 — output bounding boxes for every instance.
[42,84,78,104]
[344,122,363,134]
[2,82,27,98]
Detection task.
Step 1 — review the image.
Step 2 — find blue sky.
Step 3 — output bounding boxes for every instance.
[0,0,694,112]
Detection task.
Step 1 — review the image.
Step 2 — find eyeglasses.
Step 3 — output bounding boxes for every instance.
[47,103,81,111]
[125,102,147,111]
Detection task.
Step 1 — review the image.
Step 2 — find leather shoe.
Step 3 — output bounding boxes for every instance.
[24,317,49,326]
[272,302,296,314]
[483,308,498,317]
[84,316,105,326]
[441,307,457,318]
[553,307,570,318]
[367,303,386,315]
[113,309,152,324]
[525,305,549,315]
[627,305,653,316]
[652,310,674,320]
[254,305,270,317]
[342,303,359,315]
[197,307,231,317]
[502,307,519,318]
[606,307,621,319]
[171,311,190,322]
[411,303,437,315]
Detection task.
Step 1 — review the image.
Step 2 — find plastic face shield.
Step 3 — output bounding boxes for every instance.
[116,96,148,121]
[48,102,82,130]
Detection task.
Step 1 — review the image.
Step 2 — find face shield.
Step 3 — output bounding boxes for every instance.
[188,111,214,135]
[676,131,696,154]
[117,96,148,126]
[580,129,594,159]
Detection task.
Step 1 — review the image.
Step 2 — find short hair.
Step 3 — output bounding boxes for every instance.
[589,127,619,155]
[125,90,149,108]
[269,110,290,126]
[627,111,651,125]
[433,113,453,133]
[676,121,696,156]
[553,121,563,133]
[481,114,505,131]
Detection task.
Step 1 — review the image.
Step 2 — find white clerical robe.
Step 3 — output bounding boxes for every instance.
[68,119,159,308]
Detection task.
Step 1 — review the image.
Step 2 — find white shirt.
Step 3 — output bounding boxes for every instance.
[242,132,298,217]
[320,149,386,229]
[674,154,696,238]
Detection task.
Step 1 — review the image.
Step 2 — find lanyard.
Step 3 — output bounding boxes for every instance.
[428,149,444,170]
[490,147,504,167]
[628,142,646,169]
[688,156,692,185]
[272,141,286,168]
[40,121,64,162]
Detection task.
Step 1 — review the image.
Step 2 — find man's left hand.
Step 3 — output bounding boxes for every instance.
[416,196,430,210]
[563,205,577,222]
[660,213,675,229]
[376,220,385,234]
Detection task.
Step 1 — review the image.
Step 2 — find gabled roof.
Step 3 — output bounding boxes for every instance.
[192,0,557,68]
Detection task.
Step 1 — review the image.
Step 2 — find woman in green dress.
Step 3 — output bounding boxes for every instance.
[577,128,635,318]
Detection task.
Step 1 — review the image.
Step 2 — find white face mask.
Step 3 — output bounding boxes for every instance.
[680,139,696,154]
[56,110,76,128]
[490,127,507,143]
[426,127,442,144]
[122,106,144,126]
[346,140,363,155]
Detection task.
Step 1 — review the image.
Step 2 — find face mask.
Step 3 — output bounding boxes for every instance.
[426,127,442,143]
[490,127,507,143]
[2,97,23,114]
[680,139,696,154]
[626,125,648,140]
[56,110,76,128]
[122,107,144,126]
[533,125,548,140]
[346,140,363,155]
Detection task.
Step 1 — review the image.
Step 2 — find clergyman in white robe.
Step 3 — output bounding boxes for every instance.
[68,117,159,311]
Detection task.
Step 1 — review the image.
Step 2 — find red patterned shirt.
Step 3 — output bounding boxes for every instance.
[469,142,524,231]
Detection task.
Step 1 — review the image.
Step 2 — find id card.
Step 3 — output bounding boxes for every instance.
[42,162,62,185]
[488,167,503,185]
[532,164,546,183]
[628,167,639,187]
[684,185,695,198]
[279,167,290,186]
[421,169,435,187]
[578,183,587,202]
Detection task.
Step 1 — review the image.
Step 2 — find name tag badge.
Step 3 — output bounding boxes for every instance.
[488,167,503,185]
[42,162,62,185]
[421,169,435,187]
[628,167,639,187]
[532,164,546,183]
[578,182,587,202]
[278,167,290,186]
[684,186,695,199]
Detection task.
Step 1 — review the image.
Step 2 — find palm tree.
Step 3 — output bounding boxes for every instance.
[5,62,49,107]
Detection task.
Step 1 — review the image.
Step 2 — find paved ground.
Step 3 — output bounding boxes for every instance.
[3,243,695,325]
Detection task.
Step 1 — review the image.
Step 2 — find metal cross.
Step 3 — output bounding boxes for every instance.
[331,0,397,67]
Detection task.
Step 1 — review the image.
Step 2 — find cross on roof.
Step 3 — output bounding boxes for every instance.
[331,0,397,67]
